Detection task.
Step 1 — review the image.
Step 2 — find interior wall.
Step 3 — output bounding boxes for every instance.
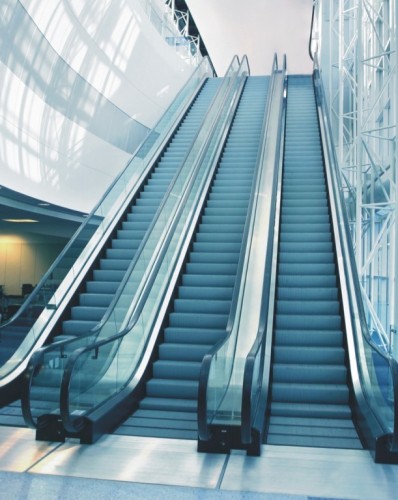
[0,234,66,297]
[0,0,194,213]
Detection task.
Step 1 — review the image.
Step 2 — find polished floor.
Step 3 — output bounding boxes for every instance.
[0,426,398,499]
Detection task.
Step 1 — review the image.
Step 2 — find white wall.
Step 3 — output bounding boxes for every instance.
[0,0,194,212]
[0,233,65,296]
[0,60,132,212]
[20,0,193,128]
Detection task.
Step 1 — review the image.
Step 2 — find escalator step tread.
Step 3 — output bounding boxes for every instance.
[266,433,362,449]
[164,327,225,344]
[269,415,356,428]
[122,415,196,431]
[139,397,197,412]
[133,409,197,420]
[268,422,359,438]
[272,363,347,383]
[270,401,353,419]
[114,426,197,440]
[274,328,344,346]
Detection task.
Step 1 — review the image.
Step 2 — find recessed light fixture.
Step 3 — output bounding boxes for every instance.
[2,219,39,223]
[38,202,50,206]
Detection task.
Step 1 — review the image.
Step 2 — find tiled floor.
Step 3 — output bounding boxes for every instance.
[1,426,398,499]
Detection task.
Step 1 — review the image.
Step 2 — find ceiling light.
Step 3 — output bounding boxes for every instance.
[2,218,39,223]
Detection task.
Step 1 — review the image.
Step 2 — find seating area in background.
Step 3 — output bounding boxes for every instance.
[0,284,34,322]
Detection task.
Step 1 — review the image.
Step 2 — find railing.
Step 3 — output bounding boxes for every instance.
[313,55,398,461]
[240,57,287,451]
[139,0,202,66]
[308,1,318,62]
[197,54,285,447]
[0,56,213,388]
[22,56,247,437]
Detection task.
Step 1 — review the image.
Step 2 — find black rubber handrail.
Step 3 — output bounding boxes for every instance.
[309,2,316,61]
[313,58,398,454]
[240,55,287,448]
[1,56,214,384]
[197,54,280,442]
[57,55,247,435]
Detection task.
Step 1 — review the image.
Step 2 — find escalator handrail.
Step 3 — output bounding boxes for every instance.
[0,57,214,368]
[313,56,398,450]
[21,55,240,430]
[240,55,287,446]
[58,55,248,435]
[197,54,281,441]
[308,1,316,62]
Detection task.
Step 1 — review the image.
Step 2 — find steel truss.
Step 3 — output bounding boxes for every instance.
[314,0,397,355]
[138,0,201,65]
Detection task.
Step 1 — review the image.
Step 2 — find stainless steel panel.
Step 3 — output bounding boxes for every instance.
[30,434,227,489]
[221,445,398,500]
[0,427,60,472]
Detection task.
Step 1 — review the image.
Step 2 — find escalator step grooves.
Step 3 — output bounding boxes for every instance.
[266,75,362,450]
[116,76,270,439]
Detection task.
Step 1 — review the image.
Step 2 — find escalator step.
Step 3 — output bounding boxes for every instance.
[153,360,201,379]
[70,306,107,321]
[278,252,334,264]
[178,285,233,300]
[278,263,336,275]
[159,342,213,361]
[169,312,228,329]
[277,287,338,300]
[272,382,349,405]
[272,364,347,384]
[164,327,225,344]
[276,300,340,315]
[146,379,198,399]
[273,345,345,364]
[274,328,344,347]
[174,298,231,314]
[139,397,197,412]
[275,313,342,330]
[266,433,362,449]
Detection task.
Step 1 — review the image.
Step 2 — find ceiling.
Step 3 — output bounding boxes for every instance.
[0,186,85,240]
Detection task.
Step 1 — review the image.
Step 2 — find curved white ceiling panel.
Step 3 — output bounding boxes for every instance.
[0,0,194,211]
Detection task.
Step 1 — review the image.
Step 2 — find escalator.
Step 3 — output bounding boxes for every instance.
[21,56,251,442]
[0,61,218,412]
[266,75,362,449]
[240,71,398,463]
[114,76,270,439]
